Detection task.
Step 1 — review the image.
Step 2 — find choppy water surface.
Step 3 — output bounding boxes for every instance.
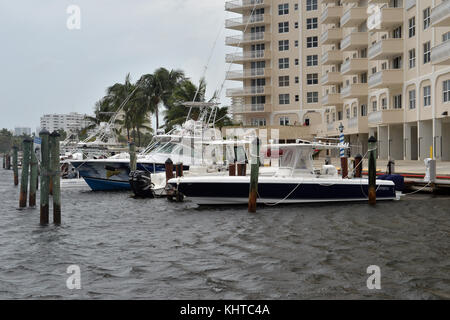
[0,168,449,299]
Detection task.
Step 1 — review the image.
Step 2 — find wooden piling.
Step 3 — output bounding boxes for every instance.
[2,154,5,169]
[12,146,18,186]
[228,162,236,176]
[248,138,260,213]
[237,163,246,176]
[368,136,377,205]
[29,144,38,207]
[50,132,61,224]
[40,130,50,225]
[176,162,183,178]
[129,142,137,172]
[6,154,11,170]
[19,138,32,208]
[340,157,348,179]
[165,158,174,183]
[354,154,363,178]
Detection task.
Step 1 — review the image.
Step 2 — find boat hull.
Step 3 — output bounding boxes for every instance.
[71,160,188,191]
[169,176,397,205]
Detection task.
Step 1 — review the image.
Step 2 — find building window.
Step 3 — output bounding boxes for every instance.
[251,118,266,126]
[295,95,299,102]
[381,98,387,110]
[278,3,289,15]
[443,32,450,42]
[280,116,290,126]
[279,94,290,105]
[409,49,416,68]
[306,55,318,66]
[307,92,318,103]
[306,0,318,11]
[278,22,289,33]
[295,58,299,65]
[306,73,318,85]
[423,7,431,30]
[361,104,367,116]
[423,41,431,64]
[279,40,289,51]
[409,17,416,38]
[279,76,289,87]
[279,58,289,69]
[295,76,299,84]
[409,90,416,109]
[295,40,299,47]
[443,80,450,103]
[372,101,377,112]
[393,95,402,109]
[306,18,318,30]
[306,36,318,48]
[424,86,431,107]
[295,22,299,29]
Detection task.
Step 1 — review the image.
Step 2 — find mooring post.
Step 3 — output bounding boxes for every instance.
[341,157,348,179]
[176,162,183,178]
[368,136,377,205]
[129,142,137,172]
[248,138,260,213]
[29,145,38,207]
[50,131,61,224]
[2,154,5,169]
[228,162,236,176]
[12,146,18,186]
[40,130,50,225]
[354,154,363,178]
[19,138,32,208]
[165,158,174,183]
[7,153,11,170]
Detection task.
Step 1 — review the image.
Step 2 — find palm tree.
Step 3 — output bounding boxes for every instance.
[139,68,185,130]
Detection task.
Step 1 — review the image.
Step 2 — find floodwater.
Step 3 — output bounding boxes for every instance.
[0,167,449,299]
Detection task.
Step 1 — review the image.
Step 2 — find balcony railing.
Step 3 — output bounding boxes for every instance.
[348,117,358,128]
[431,0,450,27]
[225,50,267,63]
[225,0,265,11]
[226,68,269,80]
[233,104,270,114]
[226,86,268,97]
[225,14,267,29]
[225,32,268,46]
[431,40,450,65]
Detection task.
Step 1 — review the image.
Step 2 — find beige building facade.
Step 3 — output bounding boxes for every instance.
[225,0,450,160]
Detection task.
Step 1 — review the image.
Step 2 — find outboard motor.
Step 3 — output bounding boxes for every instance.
[129,170,155,198]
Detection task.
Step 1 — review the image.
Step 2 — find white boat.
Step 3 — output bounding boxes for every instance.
[167,142,399,205]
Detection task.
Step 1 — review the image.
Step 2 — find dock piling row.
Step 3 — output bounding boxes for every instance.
[50,132,61,224]
[19,138,32,208]
[12,146,18,186]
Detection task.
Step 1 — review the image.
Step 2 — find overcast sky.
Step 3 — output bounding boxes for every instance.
[0,0,237,131]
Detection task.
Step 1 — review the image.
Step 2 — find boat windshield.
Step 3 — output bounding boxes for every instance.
[279,146,314,174]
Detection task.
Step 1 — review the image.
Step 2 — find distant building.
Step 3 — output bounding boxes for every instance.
[40,112,90,134]
[14,127,31,136]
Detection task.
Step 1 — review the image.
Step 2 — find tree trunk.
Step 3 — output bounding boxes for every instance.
[155,107,159,130]
[137,126,141,147]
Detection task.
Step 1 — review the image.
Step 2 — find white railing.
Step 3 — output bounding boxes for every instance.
[225,50,266,63]
[226,86,267,96]
[233,104,267,113]
[226,14,265,28]
[368,41,383,59]
[368,111,382,124]
[341,60,351,73]
[341,9,352,26]
[405,0,416,11]
[431,0,450,25]
[431,40,450,64]
[341,86,351,97]
[225,0,265,11]
[226,68,266,79]
[341,34,351,49]
[348,117,358,128]
[368,72,383,87]
[327,123,335,132]
[225,32,266,45]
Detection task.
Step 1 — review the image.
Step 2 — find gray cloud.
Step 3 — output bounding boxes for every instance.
[0,0,234,131]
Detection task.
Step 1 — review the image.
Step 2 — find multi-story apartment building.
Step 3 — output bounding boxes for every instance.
[14,127,31,136]
[225,0,450,161]
[40,112,90,134]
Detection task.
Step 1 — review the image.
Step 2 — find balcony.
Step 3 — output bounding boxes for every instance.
[368,109,404,125]
[225,14,270,31]
[322,93,343,106]
[327,122,337,132]
[432,40,450,65]
[225,68,272,81]
[431,0,450,27]
[233,104,272,114]
[226,86,272,97]
[320,28,343,45]
[225,0,268,14]
[225,32,271,47]
[368,69,403,89]
[321,49,343,65]
[341,7,368,28]
[367,7,404,31]
[341,83,369,99]
[321,6,343,24]
[321,72,343,85]
[341,58,368,75]
[340,32,368,51]
[368,38,404,60]
[225,50,271,64]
